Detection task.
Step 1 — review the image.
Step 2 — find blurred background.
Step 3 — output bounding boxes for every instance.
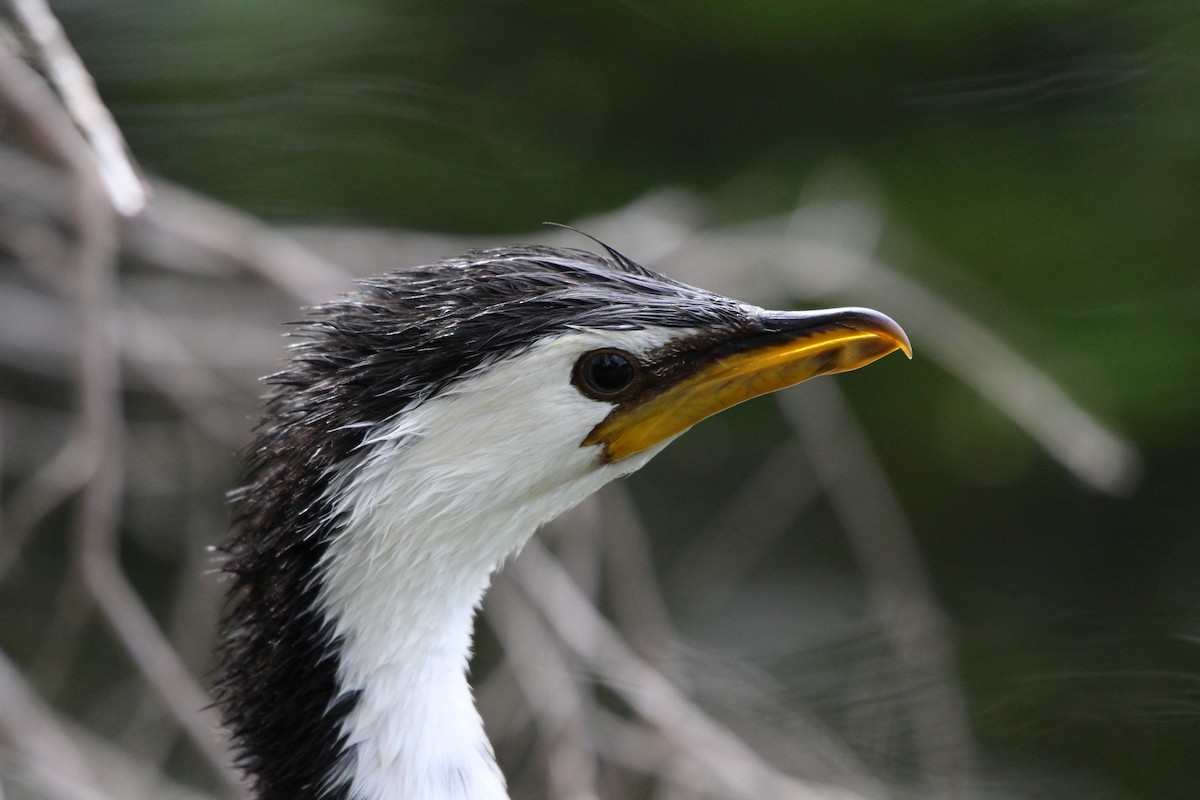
[1,1,1198,799]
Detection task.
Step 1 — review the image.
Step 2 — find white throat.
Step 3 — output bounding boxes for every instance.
[318,331,671,800]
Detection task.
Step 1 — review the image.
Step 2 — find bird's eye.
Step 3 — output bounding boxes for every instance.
[574,349,640,400]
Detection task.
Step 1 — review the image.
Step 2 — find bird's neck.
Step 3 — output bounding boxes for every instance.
[320,485,517,799]
[320,516,508,800]
[318,406,622,800]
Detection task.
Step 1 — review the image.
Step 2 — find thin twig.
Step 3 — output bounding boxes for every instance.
[589,706,847,800]
[0,34,243,796]
[512,539,885,800]
[643,204,1141,496]
[486,578,602,800]
[0,434,89,577]
[773,200,1140,495]
[137,181,352,303]
[0,271,283,378]
[0,647,101,795]
[546,495,606,604]
[599,483,690,686]
[779,382,975,799]
[665,440,822,619]
[8,0,147,215]
[0,650,220,800]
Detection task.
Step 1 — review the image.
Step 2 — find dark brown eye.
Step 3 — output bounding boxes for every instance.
[575,349,639,399]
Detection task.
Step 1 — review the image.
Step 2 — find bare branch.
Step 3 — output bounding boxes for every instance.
[0,647,102,795]
[0,433,89,577]
[511,539,887,800]
[641,202,1141,496]
[136,181,353,303]
[0,650,220,800]
[8,0,147,215]
[0,34,242,796]
[777,199,1141,496]
[779,382,975,799]
[598,484,690,686]
[665,440,821,618]
[486,578,603,800]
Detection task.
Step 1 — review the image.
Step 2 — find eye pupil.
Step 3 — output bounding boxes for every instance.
[578,350,637,397]
[587,353,633,393]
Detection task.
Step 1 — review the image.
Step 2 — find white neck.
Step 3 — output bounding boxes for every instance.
[317,333,669,800]
[321,502,509,800]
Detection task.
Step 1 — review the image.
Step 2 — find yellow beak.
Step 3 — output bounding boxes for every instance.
[583,307,911,463]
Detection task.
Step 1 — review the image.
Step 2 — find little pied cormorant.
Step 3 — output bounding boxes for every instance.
[217,243,911,800]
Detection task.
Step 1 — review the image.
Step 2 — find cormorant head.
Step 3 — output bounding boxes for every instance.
[270,243,909,526]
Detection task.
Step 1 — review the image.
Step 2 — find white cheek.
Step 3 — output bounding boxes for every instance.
[329,327,693,567]
[413,328,678,525]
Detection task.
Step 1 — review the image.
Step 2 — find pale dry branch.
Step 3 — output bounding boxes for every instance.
[8,0,147,215]
[24,577,92,702]
[843,261,1141,495]
[486,578,603,800]
[588,705,864,800]
[0,141,348,303]
[0,650,219,800]
[597,484,689,686]
[0,433,89,577]
[586,707,706,798]
[136,181,353,303]
[631,201,1141,497]
[780,207,1139,496]
[0,648,102,797]
[779,382,975,799]
[664,440,822,619]
[515,491,885,798]
[0,272,284,380]
[80,556,242,794]
[118,296,260,446]
[0,32,242,797]
[546,496,606,604]
[675,646,885,790]
[511,539,886,800]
